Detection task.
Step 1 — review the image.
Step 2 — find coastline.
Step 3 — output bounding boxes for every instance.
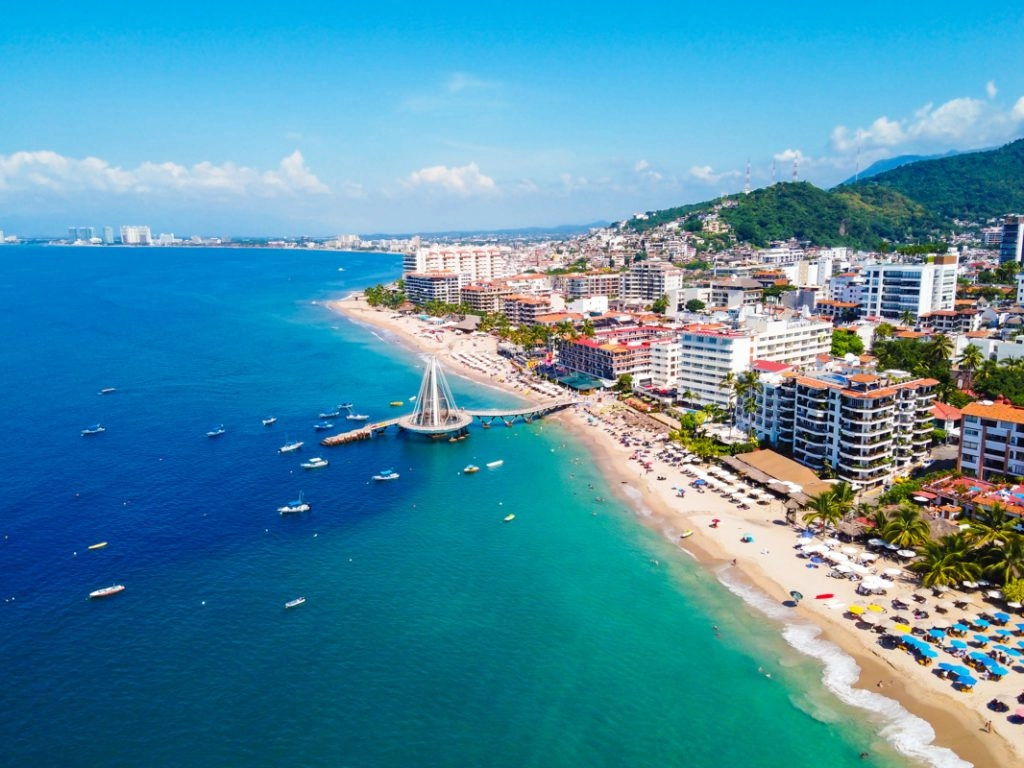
[328,295,1015,768]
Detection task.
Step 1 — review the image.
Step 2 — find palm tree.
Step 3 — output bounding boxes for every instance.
[957,343,984,389]
[910,534,982,588]
[830,481,856,518]
[927,333,953,365]
[719,372,738,432]
[967,504,1022,550]
[874,322,895,342]
[801,489,844,534]
[899,310,915,328]
[982,536,1024,585]
[881,504,931,549]
[580,318,596,338]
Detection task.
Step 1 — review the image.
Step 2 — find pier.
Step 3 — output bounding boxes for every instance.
[319,358,578,446]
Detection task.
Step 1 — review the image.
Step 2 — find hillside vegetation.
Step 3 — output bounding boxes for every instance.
[841,138,1024,221]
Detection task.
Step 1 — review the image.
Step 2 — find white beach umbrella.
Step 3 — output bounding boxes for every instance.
[832,564,853,574]
[882,567,903,577]
[841,546,860,555]
[856,552,878,563]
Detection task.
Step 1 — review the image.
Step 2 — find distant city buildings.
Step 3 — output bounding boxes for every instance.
[120,225,153,245]
[999,215,1024,264]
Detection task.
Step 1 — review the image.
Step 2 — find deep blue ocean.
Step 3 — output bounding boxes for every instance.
[0,246,953,767]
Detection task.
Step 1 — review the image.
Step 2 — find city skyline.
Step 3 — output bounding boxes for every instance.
[2,2,1023,236]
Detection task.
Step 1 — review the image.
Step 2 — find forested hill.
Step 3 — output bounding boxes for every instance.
[839,138,1024,221]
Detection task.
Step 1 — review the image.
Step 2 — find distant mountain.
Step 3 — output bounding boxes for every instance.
[840,138,1024,221]
[836,151,960,186]
[362,222,608,241]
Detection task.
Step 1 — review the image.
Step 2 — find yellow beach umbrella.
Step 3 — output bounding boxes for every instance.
[893,623,912,633]
[867,604,885,613]
[848,605,865,615]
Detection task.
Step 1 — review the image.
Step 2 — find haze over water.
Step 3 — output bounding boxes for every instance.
[0,246,914,767]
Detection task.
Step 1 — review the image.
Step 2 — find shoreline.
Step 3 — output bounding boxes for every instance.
[327,295,1015,768]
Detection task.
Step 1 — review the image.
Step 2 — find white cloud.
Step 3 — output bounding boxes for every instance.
[634,159,650,172]
[830,92,1024,155]
[404,162,496,196]
[689,164,741,185]
[0,149,329,197]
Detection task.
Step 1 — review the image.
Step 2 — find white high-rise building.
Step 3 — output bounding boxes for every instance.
[403,245,513,284]
[120,225,153,245]
[619,260,684,301]
[860,255,958,321]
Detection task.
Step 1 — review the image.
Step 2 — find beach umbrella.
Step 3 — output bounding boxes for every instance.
[800,530,814,539]
[938,662,959,672]
[790,591,804,603]
[867,604,885,613]
[893,623,912,633]
[918,647,938,659]
[848,605,865,615]
[990,665,1009,677]
[928,628,946,640]
[1007,602,1023,610]
[961,580,978,589]
[997,645,1023,658]
[841,546,859,555]
[857,552,879,562]
[832,564,851,573]
[859,613,879,625]
[950,639,968,650]
[1017,707,1024,719]
[882,567,903,577]
[897,549,917,559]
[973,634,990,645]
[995,611,1011,623]
[995,628,1013,638]
[969,651,994,666]
[885,543,900,551]
[974,618,991,629]
[953,623,969,632]
[958,676,977,687]
[987,590,1004,600]
[902,633,923,647]
[1017,623,1024,632]
[949,665,973,678]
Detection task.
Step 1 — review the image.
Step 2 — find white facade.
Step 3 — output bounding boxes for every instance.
[747,313,833,368]
[403,245,514,284]
[648,339,682,390]
[619,260,684,301]
[677,326,754,408]
[119,225,152,245]
[860,258,958,320]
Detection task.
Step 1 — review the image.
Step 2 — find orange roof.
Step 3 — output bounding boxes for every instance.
[849,374,880,383]
[931,402,962,421]
[962,400,1024,425]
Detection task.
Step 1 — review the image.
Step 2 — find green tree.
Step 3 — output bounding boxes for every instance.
[831,330,865,358]
[899,310,915,327]
[651,294,669,314]
[801,489,845,533]
[615,373,634,395]
[957,343,984,389]
[982,536,1024,585]
[1003,578,1024,603]
[910,534,982,588]
[927,334,954,365]
[685,299,706,312]
[967,504,1021,549]
[880,504,931,549]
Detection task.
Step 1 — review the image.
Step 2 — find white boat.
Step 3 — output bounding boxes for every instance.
[98,387,117,395]
[463,465,480,474]
[278,493,310,514]
[207,425,226,438]
[301,457,329,470]
[81,424,106,436]
[262,417,277,426]
[373,469,400,481]
[503,514,515,523]
[319,409,341,419]
[87,541,108,550]
[285,596,306,608]
[313,422,334,431]
[89,584,125,599]
[278,440,304,453]
[486,460,504,468]
[346,413,369,421]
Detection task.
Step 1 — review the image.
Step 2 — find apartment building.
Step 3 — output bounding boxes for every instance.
[556,327,675,383]
[860,256,958,321]
[403,245,513,283]
[740,370,938,490]
[502,294,553,326]
[918,309,983,335]
[557,271,621,300]
[708,278,764,308]
[998,215,1024,265]
[460,282,511,314]
[120,225,152,245]
[619,260,684,301]
[404,272,461,306]
[959,398,1024,480]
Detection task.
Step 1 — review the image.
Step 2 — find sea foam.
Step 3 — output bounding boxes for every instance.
[718,569,972,768]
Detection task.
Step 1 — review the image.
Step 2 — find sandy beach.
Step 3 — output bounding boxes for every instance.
[330,294,1018,768]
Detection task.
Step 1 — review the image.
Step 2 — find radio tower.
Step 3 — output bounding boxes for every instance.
[854,145,861,183]
[744,158,751,194]
[771,159,777,185]
[792,157,799,182]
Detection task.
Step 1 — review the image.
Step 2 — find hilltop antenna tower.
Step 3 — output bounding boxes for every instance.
[744,158,751,194]
[854,145,861,183]
[792,157,799,183]
[771,159,777,185]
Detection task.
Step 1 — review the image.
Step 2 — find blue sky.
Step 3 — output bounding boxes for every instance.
[2,2,1023,236]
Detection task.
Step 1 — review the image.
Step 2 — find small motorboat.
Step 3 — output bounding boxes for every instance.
[207,425,226,438]
[262,417,277,426]
[463,465,480,474]
[285,596,306,609]
[373,469,400,481]
[98,387,117,395]
[301,457,329,470]
[503,514,516,522]
[346,413,369,421]
[81,424,106,436]
[389,401,404,407]
[313,422,334,431]
[319,408,341,419]
[278,441,304,453]
[486,460,504,468]
[277,493,310,514]
[87,541,108,550]
[89,584,125,599]
[679,530,694,539]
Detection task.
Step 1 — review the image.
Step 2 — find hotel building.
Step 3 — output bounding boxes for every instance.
[860,256,958,321]
[959,398,1024,481]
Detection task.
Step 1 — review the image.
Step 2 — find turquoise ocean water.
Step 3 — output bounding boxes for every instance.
[0,246,959,767]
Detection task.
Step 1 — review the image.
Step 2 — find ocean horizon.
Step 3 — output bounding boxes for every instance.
[0,245,941,767]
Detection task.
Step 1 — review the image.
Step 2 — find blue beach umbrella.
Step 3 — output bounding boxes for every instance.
[1016,623,1024,632]
[995,628,1013,638]
[953,623,970,633]
[994,612,1011,623]
[973,634,989,645]
[950,639,968,650]
[958,676,977,687]
[800,530,814,539]
[949,665,973,677]
[918,647,938,659]
[974,618,991,629]
[938,662,959,671]
[902,633,922,647]
[989,665,1009,677]
[928,628,946,640]
[969,650,991,662]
